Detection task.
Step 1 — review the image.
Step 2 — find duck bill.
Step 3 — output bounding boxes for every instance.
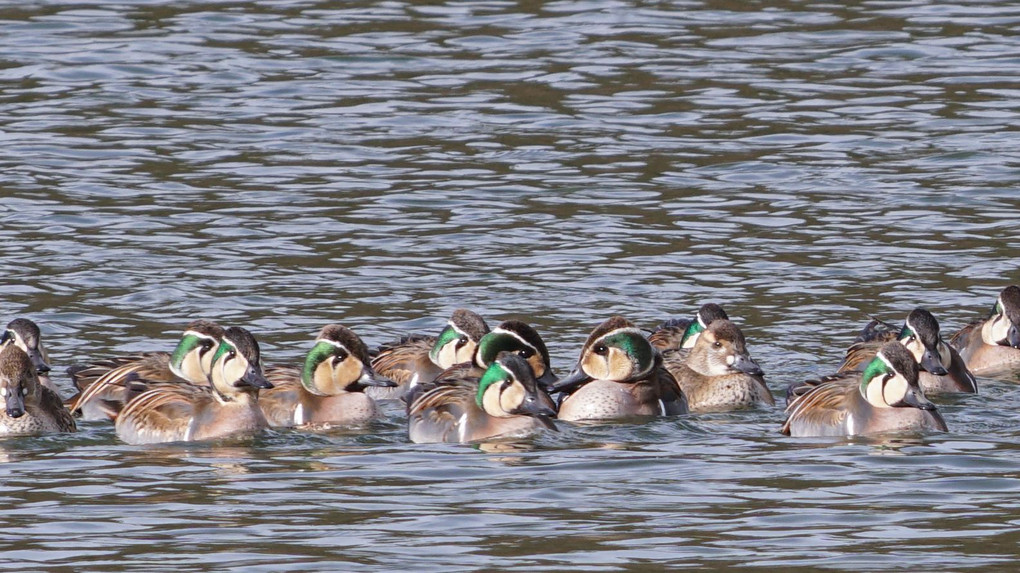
[27,348,51,374]
[4,393,25,418]
[919,348,948,376]
[899,385,936,411]
[351,368,398,391]
[516,392,558,431]
[536,368,558,392]
[1008,324,1020,349]
[731,354,764,377]
[238,365,274,390]
[549,367,590,393]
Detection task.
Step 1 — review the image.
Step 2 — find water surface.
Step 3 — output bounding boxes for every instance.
[2,1,1020,570]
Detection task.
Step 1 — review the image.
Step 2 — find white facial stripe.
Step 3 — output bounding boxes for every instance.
[450,322,468,338]
[182,330,216,342]
[492,328,538,355]
[604,327,645,342]
[877,352,895,373]
[315,337,348,351]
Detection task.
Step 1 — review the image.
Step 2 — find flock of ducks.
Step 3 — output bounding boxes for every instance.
[1,285,1019,444]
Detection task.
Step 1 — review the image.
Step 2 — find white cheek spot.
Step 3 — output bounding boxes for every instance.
[0,388,7,398]
[725,355,735,365]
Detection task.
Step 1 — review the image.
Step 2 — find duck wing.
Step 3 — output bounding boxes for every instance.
[114,384,203,444]
[781,373,854,436]
[372,334,435,386]
[258,365,304,427]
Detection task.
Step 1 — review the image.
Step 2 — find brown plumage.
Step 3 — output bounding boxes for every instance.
[0,345,75,435]
[664,319,772,412]
[783,342,948,437]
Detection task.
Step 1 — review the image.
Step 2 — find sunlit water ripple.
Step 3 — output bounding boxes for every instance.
[1,0,1020,570]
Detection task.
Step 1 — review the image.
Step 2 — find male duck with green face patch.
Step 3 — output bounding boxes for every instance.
[839,308,976,394]
[114,326,274,444]
[553,316,688,422]
[67,319,225,421]
[406,319,558,408]
[661,319,773,413]
[260,324,396,428]
[407,353,557,443]
[951,285,1020,378]
[370,309,490,400]
[783,342,948,437]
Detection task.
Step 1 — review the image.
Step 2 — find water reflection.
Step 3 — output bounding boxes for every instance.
[2,0,1020,569]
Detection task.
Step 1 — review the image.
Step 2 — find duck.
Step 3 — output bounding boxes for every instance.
[838,308,976,394]
[259,324,397,428]
[0,345,76,435]
[553,316,687,421]
[408,319,559,406]
[662,319,773,412]
[407,353,557,443]
[648,303,729,353]
[370,308,489,400]
[67,320,224,421]
[114,326,273,444]
[951,285,1020,378]
[1,318,59,395]
[782,341,948,437]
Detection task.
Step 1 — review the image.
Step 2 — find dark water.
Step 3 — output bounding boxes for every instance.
[2,0,1020,569]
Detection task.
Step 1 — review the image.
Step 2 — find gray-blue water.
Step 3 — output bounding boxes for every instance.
[2,1,1020,569]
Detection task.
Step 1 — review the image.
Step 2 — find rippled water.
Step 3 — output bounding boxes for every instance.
[2,0,1020,569]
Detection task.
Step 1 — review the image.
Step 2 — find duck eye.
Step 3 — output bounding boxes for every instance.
[335,349,349,362]
[20,386,28,396]
[500,380,512,392]
[518,347,535,359]
[456,336,468,348]
[713,341,722,349]
[593,344,608,356]
[907,335,916,344]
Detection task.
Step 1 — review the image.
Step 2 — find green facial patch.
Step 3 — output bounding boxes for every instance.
[430,325,461,362]
[302,341,340,390]
[680,321,705,347]
[210,339,235,367]
[170,334,204,369]
[603,331,652,370]
[861,355,890,392]
[476,361,510,408]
